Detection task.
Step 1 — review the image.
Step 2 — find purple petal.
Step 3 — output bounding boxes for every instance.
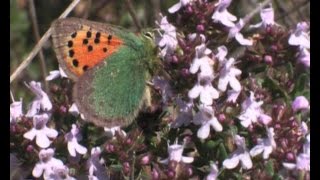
[197,123,211,139]
[240,152,253,169]
[32,163,45,178]
[36,133,51,148]
[292,96,309,112]
[235,33,253,46]
[223,155,240,169]
[209,118,223,132]
[168,2,182,13]
[188,84,202,99]
[23,129,37,140]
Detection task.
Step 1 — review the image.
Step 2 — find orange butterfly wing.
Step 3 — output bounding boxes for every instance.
[51,18,123,81]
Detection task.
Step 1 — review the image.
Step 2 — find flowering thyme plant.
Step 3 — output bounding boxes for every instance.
[10,0,309,179]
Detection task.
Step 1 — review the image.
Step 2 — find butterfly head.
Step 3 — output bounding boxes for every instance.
[140,29,161,75]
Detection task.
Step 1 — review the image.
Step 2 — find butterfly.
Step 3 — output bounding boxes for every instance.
[51,17,158,128]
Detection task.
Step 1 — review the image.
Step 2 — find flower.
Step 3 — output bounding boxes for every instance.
[291,96,309,112]
[68,103,80,116]
[300,121,309,137]
[160,140,194,164]
[283,133,310,171]
[228,19,253,46]
[45,66,68,81]
[218,58,241,92]
[171,98,193,128]
[206,162,219,180]
[250,127,276,159]
[87,147,108,180]
[215,45,228,62]
[298,48,310,67]
[188,75,219,106]
[23,113,58,148]
[152,76,173,103]
[157,16,178,57]
[193,105,223,139]
[32,148,64,179]
[257,114,272,125]
[212,0,237,27]
[282,153,310,171]
[10,98,23,123]
[223,135,253,169]
[303,134,310,156]
[189,41,214,78]
[238,91,266,128]
[288,22,310,49]
[226,90,241,103]
[104,126,126,138]
[47,165,76,180]
[250,3,276,29]
[168,0,191,13]
[26,81,52,117]
[65,124,87,157]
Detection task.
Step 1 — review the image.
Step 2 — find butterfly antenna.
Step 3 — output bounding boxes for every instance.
[124,0,142,32]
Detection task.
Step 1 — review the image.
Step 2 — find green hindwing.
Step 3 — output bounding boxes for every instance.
[73,31,155,128]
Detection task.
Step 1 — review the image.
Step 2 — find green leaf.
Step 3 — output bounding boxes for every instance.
[265,160,274,176]
[110,164,123,171]
[263,76,289,102]
[272,173,284,180]
[286,63,294,79]
[292,73,309,97]
[216,143,228,160]
[205,140,221,149]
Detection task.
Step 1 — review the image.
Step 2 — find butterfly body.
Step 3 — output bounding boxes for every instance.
[51,18,157,127]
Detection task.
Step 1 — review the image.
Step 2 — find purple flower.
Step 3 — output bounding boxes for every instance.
[283,133,310,171]
[48,165,76,180]
[104,126,126,138]
[157,16,178,57]
[10,98,23,123]
[298,48,310,67]
[65,124,87,157]
[250,127,276,159]
[215,45,228,62]
[292,96,309,112]
[212,0,237,27]
[68,103,80,116]
[226,90,241,103]
[250,3,276,29]
[223,135,253,169]
[304,134,310,155]
[288,22,310,49]
[205,162,219,180]
[26,81,52,117]
[168,0,191,13]
[45,66,68,81]
[300,121,309,136]
[258,114,272,125]
[218,58,242,92]
[23,113,58,148]
[228,19,253,46]
[87,147,108,180]
[188,75,219,106]
[193,105,223,139]
[32,148,64,179]
[171,99,193,128]
[189,41,214,78]
[283,153,310,171]
[152,76,173,103]
[160,140,194,164]
[238,92,264,128]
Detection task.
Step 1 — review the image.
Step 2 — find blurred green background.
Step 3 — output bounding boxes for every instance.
[10,0,309,103]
